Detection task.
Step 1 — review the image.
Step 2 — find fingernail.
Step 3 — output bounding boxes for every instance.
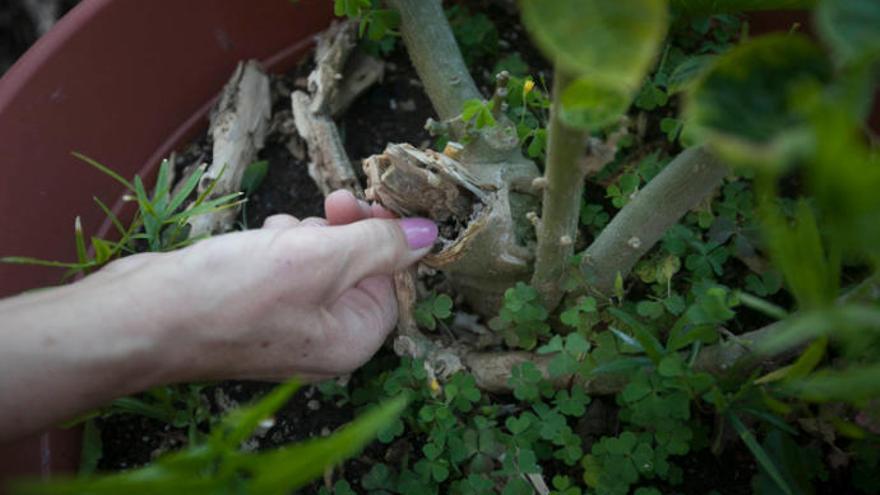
[357,199,372,216]
[399,218,438,250]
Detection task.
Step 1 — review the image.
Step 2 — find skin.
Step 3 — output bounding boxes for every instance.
[0,190,436,442]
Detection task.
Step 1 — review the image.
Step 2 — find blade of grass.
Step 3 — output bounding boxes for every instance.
[728,412,793,495]
[92,197,127,238]
[72,152,134,192]
[609,307,665,363]
[167,164,207,214]
[0,257,94,269]
[73,217,89,266]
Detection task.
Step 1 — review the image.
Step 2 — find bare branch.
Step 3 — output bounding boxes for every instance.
[292,20,384,196]
[580,146,728,296]
[188,61,271,237]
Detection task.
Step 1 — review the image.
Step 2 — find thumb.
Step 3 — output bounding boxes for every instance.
[319,217,438,296]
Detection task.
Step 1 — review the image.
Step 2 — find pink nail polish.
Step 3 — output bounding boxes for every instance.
[399,218,438,250]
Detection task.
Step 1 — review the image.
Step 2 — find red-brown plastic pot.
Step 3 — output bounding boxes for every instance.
[0,0,332,488]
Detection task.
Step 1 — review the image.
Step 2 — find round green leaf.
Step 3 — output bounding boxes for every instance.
[559,77,631,130]
[685,34,832,168]
[520,0,669,89]
[816,0,880,66]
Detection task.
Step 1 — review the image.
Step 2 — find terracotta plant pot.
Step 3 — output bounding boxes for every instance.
[0,0,332,488]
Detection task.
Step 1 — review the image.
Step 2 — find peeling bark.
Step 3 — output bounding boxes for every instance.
[188,60,271,237]
[364,143,538,316]
[292,92,362,195]
[292,20,384,196]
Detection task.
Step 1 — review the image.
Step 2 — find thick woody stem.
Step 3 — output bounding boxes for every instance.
[387,0,482,122]
[581,146,728,296]
[530,70,589,310]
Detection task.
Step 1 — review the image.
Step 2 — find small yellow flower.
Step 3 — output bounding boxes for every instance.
[429,378,442,394]
[523,79,536,95]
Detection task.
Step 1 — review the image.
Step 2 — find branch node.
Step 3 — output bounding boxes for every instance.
[425,118,450,136]
[491,70,510,118]
[627,236,642,249]
[531,177,548,191]
[526,211,540,227]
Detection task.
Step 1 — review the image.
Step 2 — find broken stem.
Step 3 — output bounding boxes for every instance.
[531,69,589,310]
[580,146,728,296]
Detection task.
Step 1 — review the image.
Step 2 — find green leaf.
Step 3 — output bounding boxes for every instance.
[685,34,832,168]
[78,419,103,476]
[433,294,453,318]
[461,99,496,129]
[559,77,633,130]
[506,415,532,435]
[667,54,716,94]
[609,307,666,363]
[816,0,880,66]
[658,355,685,377]
[636,300,664,319]
[565,333,591,354]
[520,0,668,89]
[728,413,794,495]
[72,152,134,192]
[763,199,839,309]
[757,304,880,354]
[240,160,269,197]
[0,257,92,270]
[621,378,652,403]
[786,363,880,402]
[212,379,301,449]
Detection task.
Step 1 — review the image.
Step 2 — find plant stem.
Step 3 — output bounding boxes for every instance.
[388,0,482,122]
[531,69,589,310]
[581,146,728,296]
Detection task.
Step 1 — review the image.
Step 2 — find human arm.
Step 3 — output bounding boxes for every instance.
[0,191,437,441]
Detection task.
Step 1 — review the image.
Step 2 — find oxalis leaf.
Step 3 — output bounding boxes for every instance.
[685,34,832,169]
[520,0,668,130]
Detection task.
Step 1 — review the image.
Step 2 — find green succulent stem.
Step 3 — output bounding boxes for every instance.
[387,0,481,123]
[531,69,589,310]
[580,146,729,296]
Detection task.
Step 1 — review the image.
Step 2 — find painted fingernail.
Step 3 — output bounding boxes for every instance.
[399,218,438,250]
[357,199,372,216]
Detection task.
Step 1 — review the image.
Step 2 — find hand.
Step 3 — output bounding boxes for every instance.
[108,189,438,382]
[0,189,438,440]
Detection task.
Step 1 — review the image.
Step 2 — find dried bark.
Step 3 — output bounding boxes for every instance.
[188,60,271,237]
[364,143,538,316]
[292,21,384,196]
